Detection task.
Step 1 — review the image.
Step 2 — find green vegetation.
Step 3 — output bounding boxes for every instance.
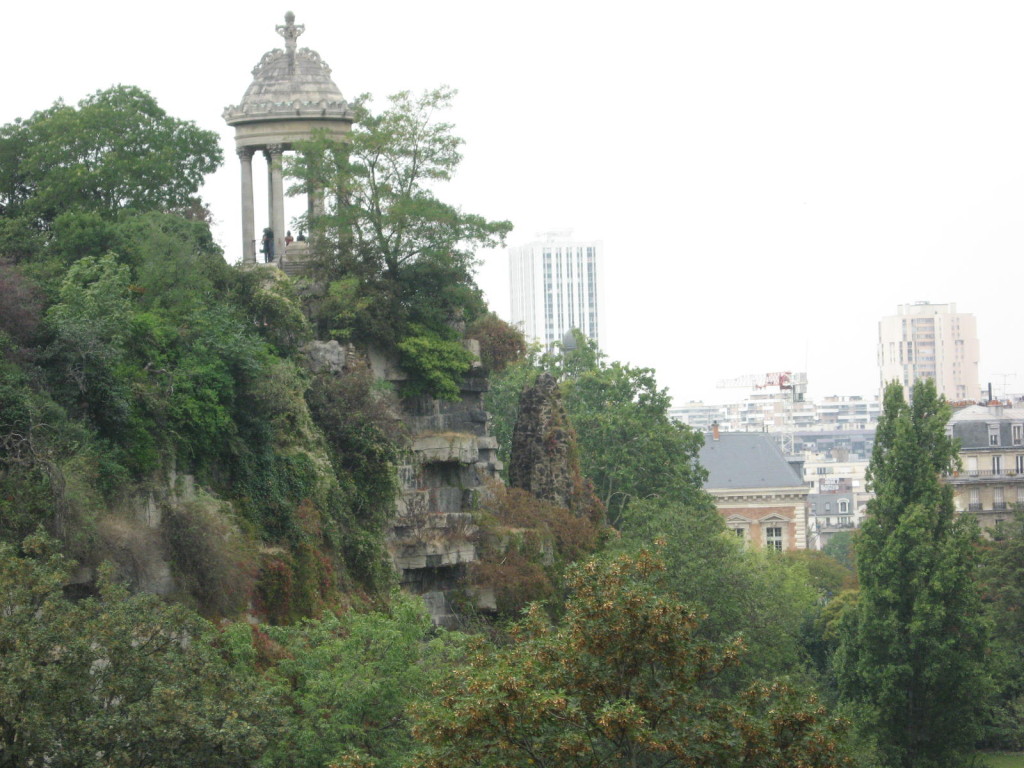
[0,85,400,612]
[411,550,852,768]
[0,533,280,767]
[835,380,987,768]
[980,753,1024,768]
[487,333,707,524]
[0,85,221,227]
[293,87,512,399]
[4,77,1020,768]
[978,509,1024,751]
[263,594,467,768]
[611,497,824,685]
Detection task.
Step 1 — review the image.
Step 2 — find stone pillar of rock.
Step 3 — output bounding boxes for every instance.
[508,372,576,510]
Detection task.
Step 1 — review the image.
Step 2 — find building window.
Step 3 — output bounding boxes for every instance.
[839,499,849,513]
[1014,424,1023,445]
[993,455,1003,475]
[990,424,1001,446]
[1016,455,1024,474]
[969,487,981,512]
[765,526,783,551]
[734,528,746,539]
[995,486,1006,510]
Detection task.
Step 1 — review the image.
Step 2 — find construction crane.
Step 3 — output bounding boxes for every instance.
[716,371,807,402]
[715,371,808,455]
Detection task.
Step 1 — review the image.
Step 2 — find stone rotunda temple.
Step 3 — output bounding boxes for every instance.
[224,12,354,270]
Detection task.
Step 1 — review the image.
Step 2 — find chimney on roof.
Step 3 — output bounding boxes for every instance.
[712,421,720,441]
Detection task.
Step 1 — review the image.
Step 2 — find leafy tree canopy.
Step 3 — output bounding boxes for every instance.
[293,87,511,398]
[488,333,707,523]
[0,534,280,768]
[0,85,222,229]
[466,311,526,374]
[262,594,466,768]
[411,550,853,768]
[613,497,822,685]
[834,380,987,768]
[977,508,1024,749]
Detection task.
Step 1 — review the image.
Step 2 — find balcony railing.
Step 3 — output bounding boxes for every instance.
[968,503,983,511]
[946,469,1023,479]
[994,502,1008,511]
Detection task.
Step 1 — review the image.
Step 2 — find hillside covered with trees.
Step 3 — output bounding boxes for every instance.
[1,84,1022,768]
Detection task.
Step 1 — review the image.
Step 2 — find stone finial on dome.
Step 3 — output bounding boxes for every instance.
[276,11,305,56]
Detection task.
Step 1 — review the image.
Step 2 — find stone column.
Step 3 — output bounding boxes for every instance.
[266,145,286,261]
[264,149,274,237]
[238,148,256,263]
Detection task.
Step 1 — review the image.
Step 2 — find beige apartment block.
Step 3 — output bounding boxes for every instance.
[878,302,979,402]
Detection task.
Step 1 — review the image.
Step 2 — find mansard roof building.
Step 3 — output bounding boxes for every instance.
[698,429,809,551]
[946,403,1024,531]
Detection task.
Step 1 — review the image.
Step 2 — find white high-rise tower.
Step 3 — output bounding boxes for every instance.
[878,301,980,401]
[509,232,604,349]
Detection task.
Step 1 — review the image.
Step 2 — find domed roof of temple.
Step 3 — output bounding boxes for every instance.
[224,12,354,126]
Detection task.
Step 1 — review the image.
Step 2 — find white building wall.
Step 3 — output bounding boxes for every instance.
[509,233,604,348]
[878,302,980,402]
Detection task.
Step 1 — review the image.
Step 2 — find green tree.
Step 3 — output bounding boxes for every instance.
[293,87,511,397]
[411,550,852,768]
[488,336,707,523]
[0,534,280,768]
[0,85,221,227]
[822,529,857,573]
[44,252,134,436]
[466,312,527,374]
[613,497,821,684]
[834,380,987,768]
[977,508,1024,749]
[262,594,465,768]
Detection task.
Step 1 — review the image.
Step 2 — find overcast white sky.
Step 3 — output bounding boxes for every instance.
[7,1,1024,405]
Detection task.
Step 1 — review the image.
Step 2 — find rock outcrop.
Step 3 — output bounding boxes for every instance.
[508,372,603,521]
[508,373,576,509]
[376,346,503,626]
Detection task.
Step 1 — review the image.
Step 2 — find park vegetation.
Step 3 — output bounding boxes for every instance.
[0,84,1021,768]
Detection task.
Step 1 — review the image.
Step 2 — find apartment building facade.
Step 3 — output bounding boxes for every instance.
[946,403,1024,531]
[878,302,979,402]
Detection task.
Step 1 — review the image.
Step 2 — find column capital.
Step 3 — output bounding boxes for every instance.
[264,143,285,157]
[237,147,255,160]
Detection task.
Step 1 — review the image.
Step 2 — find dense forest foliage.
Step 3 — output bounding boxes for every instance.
[1,85,1022,768]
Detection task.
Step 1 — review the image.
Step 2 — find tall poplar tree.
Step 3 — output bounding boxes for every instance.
[836,380,987,768]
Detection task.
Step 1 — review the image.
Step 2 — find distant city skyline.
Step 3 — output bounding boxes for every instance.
[7,2,1024,409]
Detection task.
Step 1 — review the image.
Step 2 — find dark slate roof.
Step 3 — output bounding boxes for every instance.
[698,432,804,490]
